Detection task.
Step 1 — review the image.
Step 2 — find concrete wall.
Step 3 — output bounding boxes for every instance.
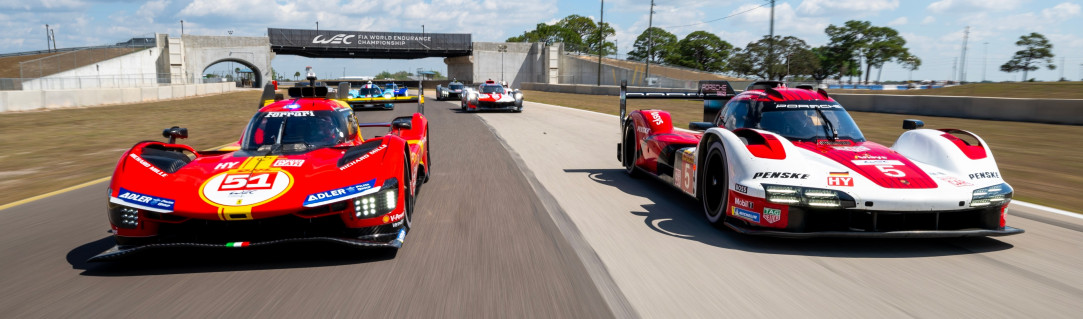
[180,35,273,87]
[445,42,546,89]
[521,82,701,95]
[832,94,1083,125]
[21,47,164,90]
[0,82,237,112]
[557,54,703,89]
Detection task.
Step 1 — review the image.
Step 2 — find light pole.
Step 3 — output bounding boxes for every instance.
[597,0,604,86]
[497,44,508,82]
[180,20,184,36]
[45,24,50,52]
[316,21,319,31]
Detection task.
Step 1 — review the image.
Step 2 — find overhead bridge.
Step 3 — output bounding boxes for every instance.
[267,28,472,59]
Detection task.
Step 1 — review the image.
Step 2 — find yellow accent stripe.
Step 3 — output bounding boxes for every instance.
[0,142,239,211]
[218,206,254,220]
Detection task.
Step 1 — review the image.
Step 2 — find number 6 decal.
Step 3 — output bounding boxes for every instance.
[876,165,906,177]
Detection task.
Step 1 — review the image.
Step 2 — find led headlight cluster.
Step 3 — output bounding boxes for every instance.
[113,206,140,228]
[971,183,1012,207]
[763,184,857,208]
[353,178,399,218]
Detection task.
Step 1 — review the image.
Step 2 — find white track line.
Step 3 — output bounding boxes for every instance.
[523,98,1082,219]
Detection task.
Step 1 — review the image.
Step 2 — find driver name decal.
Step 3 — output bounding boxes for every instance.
[752,172,809,179]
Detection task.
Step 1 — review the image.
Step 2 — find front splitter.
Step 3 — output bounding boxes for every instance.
[88,231,405,262]
[725,223,1025,238]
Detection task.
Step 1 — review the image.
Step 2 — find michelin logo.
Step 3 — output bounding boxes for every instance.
[732,207,760,223]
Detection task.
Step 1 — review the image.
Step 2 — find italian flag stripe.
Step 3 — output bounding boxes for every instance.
[226,242,250,247]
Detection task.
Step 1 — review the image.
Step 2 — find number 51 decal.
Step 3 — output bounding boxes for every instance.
[218,173,277,191]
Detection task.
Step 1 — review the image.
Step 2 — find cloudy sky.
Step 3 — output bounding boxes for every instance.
[2,0,1081,82]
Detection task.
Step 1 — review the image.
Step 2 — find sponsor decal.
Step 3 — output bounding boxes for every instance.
[225,242,250,248]
[854,153,888,160]
[303,179,377,207]
[116,188,175,211]
[396,228,407,243]
[264,111,315,117]
[752,172,809,179]
[339,144,387,171]
[382,212,404,224]
[731,207,761,223]
[833,146,870,152]
[637,126,650,134]
[734,184,748,194]
[763,208,782,224]
[215,161,240,170]
[201,170,293,207]
[851,160,904,166]
[130,153,168,177]
[272,159,304,167]
[774,103,841,109]
[392,220,404,227]
[936,176,974,187]
[734,197,754,209]
[827,172,854,187]
[968,172,1001,180]
[650,111,663,125]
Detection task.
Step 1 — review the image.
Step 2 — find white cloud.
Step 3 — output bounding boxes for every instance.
[922,16,936,24]
[796,0,899,16]
[1041,2,1081,21]
[927,0,1026,14]
[888,17,907,26]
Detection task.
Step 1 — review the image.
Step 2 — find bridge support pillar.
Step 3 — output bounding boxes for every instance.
[444,56,474,84]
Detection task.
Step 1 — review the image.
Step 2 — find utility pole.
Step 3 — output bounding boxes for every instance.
[597,0,604,86]
[316,21,319,31]
[51,28,57,52]
[959,26,969,83]
[180,20,184,36]
[982,42,988,82]
[45,24,51,52]
[767,0,775,80]
[1060,57,1065,80]
[645,0,655,86]
[951,57,957,82]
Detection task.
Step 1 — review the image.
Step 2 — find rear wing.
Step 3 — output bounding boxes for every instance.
[619,80,736,131]
[336,79,426,114]
[260,79,427,114]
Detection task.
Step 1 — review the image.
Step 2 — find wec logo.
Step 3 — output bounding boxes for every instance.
[313,34,355,44]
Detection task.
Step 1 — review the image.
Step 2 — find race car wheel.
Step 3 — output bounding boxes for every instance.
[701,140,728,227]
[402,156,414,232]
[622,122,641,178]
[423,129,431,183]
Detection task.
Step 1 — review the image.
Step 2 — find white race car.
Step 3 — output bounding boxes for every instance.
[461,80,523,112]
[618,81,1023,238]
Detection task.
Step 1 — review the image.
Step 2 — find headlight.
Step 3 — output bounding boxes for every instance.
[971,183,1012,207]
[107,203,141,228]
[763,184,856,208]
[353,178,398,218]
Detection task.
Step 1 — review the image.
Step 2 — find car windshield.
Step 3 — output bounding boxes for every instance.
[449,84,463,90]
[384,84,396,90]
[241,110,348,153]
[355,87,384,97]
[757,107,865,142]
[480,85,505,94]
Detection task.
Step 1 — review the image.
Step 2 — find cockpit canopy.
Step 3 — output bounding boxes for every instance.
[718,99,866,142]
[480,84,505,94]
[241,109,353,153]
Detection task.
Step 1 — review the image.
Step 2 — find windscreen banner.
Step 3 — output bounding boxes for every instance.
[268,28,471,51]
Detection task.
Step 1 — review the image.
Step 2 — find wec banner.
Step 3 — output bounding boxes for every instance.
[268,28,471,51]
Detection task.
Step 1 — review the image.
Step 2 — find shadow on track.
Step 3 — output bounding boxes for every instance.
[563,168,1014,258]
[67,236,396,277]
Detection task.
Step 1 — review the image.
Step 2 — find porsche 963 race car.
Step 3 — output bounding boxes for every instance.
[617,80,1023,238]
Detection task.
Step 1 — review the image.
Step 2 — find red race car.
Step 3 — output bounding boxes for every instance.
[92,81,431,261]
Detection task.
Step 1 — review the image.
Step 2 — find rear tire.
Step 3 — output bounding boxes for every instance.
[701,141,729,227]
[622,123,642,178]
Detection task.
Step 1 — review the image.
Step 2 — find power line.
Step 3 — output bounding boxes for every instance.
[657,0,771,29]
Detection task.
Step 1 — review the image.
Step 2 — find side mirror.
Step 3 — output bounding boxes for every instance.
[162,126,188,144]
[689,122,716,131]
[391,117,412,130]
[903,119,924,130]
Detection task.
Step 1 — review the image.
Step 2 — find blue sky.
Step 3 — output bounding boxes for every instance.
[2,0,1081,82]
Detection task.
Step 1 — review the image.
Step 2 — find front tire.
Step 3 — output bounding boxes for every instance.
[701,141,728,227]
[622,122,641,178]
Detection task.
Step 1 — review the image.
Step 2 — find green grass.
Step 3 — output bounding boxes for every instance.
[829,81,1083,99]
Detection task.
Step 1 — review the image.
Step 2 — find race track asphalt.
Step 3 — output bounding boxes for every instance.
[478,100,1083,318]
[0,97,615,318]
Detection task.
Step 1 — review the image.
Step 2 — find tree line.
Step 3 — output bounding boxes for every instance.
[509,15,1058,83]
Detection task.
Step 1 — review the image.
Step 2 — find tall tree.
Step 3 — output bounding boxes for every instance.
[825,20,911,84]
[1000,32,1055,81]
[626,27,678,63]
[728,35,813,80]
[666,31,732,72]
[506,23,578,46]
[584,22,617,56]
[558,15,599,53]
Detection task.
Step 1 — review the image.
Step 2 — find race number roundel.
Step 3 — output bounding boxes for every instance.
[201,171,293,206]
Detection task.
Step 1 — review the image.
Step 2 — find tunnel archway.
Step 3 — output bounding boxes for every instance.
[202,58,262,88]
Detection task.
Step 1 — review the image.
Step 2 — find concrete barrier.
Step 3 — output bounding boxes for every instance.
[522,83,1083,125]
[0,83,245,113]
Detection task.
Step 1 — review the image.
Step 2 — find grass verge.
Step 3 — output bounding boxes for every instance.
[0,90,261,207]
[523,89,1083,213]
[828,81,1083,99]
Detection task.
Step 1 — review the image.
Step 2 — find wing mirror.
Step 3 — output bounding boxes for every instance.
[162,126,188,144]
[903,119,924,130]
[391,117,412,130]
[689,122,716,131]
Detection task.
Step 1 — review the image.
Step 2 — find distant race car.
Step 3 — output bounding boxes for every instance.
[461,80,523,112]
[618,80,1023,238]
[384,82,408,97]
[344,82,398,110]
[93,79,431,261]
[436,81,466,101]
